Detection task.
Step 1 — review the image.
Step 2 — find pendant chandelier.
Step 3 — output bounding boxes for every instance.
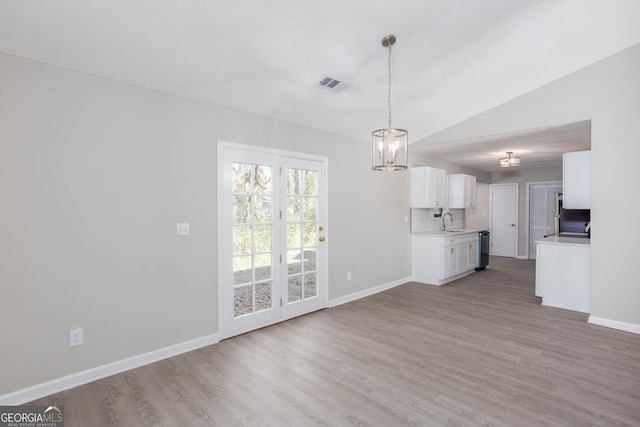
[372,35,408,171]
[499,151,521,168]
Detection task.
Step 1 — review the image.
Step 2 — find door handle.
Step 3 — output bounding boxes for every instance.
[319,236,325,242]
[318,226,324,231]
[510,224,515,227]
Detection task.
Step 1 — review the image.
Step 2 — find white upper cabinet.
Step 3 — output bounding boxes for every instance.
[448,174,476,209]
[563,151,590,209]
[411,166,446,208]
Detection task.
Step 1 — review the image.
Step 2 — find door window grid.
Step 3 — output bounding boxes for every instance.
[232,163,273,317]
[286,169,318,303]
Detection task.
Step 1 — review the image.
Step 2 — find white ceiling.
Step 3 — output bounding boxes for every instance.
[1,1,639,169]
[411,120,592,172]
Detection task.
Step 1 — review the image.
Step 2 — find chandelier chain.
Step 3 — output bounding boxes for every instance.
[387,41,392,130]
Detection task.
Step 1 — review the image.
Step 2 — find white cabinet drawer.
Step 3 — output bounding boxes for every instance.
[441,236,459,247]
[459,234,478,244]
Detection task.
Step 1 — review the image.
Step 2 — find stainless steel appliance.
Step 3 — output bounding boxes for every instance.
[476,231,490,270]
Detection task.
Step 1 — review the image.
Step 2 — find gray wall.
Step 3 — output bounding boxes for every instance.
[491,166,563,257]
[0,53,411,395]
[416,43,640,328]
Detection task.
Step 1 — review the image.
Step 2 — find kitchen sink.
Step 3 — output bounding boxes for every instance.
[445,229,466,233]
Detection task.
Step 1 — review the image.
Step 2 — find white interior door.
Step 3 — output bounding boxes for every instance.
[491,183,518,257]
[528,182,562,259]
[218,143,327,339]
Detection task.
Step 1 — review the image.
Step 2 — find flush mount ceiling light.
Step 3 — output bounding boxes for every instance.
[499,151,521,168]
[372,34,408,171]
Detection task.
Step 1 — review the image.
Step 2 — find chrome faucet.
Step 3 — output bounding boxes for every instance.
[441,212,453,231]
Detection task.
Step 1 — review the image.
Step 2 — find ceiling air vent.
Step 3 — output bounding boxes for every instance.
[316,77,349,93]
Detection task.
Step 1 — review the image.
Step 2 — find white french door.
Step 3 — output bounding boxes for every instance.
[218,142,327,339]
[280,157,326,319]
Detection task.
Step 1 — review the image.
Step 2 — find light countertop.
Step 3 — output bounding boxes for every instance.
[412,229,488,237]
[536,235,591,246]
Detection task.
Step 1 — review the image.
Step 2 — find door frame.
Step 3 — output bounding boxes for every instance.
[217,141,329,339]
[490,183,518,258]
[525,180,562,259]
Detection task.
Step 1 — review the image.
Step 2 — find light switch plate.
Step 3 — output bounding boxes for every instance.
[177,223,190,236]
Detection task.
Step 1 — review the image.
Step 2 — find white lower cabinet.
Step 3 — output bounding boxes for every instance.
[535,237,590,313]
[412,232,479,285]
[463,239,479,271]
[441,238,458,279]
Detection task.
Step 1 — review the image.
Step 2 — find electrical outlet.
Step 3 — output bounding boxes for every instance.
[347,271,352,281]
[69,328,83,347]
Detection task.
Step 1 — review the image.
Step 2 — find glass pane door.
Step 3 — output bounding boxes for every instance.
[286,167,318,303]
[218,143,327,339]
[232,162,274,318]
[281,157,326,319]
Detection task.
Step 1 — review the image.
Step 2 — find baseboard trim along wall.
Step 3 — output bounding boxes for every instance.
[3,276,411,405]
[0,333,220,405]
[329,277,411,308]
[4,293,637,405]
[588,316,640,335]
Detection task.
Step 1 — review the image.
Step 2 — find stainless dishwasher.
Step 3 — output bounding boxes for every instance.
[476,231,490,270]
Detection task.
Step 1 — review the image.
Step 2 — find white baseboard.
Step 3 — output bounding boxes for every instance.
[587,316,640,335]
[516,255,529,260]
[329,276,411,308]
[0,333,220,405]
[2,275,409,404]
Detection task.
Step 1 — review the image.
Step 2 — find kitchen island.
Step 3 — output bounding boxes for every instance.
[535,235,590,313]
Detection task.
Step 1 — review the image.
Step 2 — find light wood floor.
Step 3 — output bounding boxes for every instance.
[31,257,640,426]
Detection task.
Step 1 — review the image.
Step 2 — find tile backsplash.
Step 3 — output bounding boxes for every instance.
[411,208,464,232]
